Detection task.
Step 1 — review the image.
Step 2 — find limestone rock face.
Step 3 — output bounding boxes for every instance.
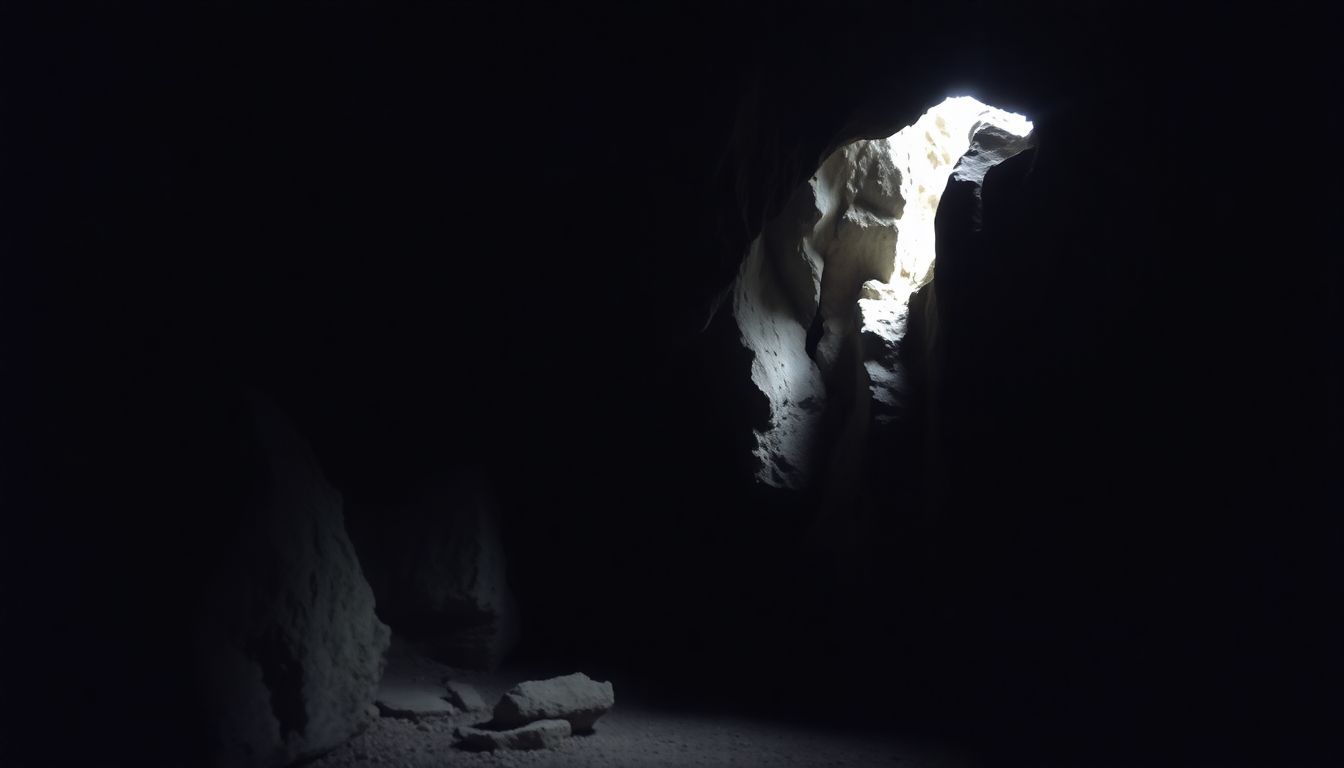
[734,97,1036,486]
[491,673,615,732]
[347,468,519,670]
[731,130,908,487]
[197,393,391,768]
[733,237,826,488]
[859,280,914,424]
[951,120,1036,187]
[859,117,1032,425]
[456,719,572,752]
[948,120,1037,233]
[812,137,905,380]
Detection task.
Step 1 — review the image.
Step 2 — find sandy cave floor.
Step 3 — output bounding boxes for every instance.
[310,651,973,768]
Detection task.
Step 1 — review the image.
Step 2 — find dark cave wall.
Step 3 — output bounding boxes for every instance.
[888,60,1334,766]
[345,467,519,671]
[495,7,1334,761]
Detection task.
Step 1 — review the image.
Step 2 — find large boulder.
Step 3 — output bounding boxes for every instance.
[195,393,391,767]
[346,467,519,670]
[491,673,615,732]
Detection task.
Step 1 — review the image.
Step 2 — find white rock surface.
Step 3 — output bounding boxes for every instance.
[858,280,914,424]
[491,673,615,732]
[733,238,826,489]
[456,719,572,751]
[811,136,905,380]
[951,119,1036,187]
[947,119,1037,233]
[735,97,1035,483]
[861,102,1034,419]
[859,110,1035,417]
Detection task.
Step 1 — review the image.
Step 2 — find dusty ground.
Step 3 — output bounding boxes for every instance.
[311,650,973,768]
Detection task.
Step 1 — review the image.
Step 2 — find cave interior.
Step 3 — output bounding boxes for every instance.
[0,3,1335,767]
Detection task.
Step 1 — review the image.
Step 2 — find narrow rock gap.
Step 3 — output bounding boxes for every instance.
[734,96,1035,490]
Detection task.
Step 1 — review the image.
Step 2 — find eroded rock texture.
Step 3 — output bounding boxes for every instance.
[196,394,390,768]
[861,115,1035,425]
[491,673,615,732]
[734,98,1034,487]
[732,237,826,488]
[347,468,519,670]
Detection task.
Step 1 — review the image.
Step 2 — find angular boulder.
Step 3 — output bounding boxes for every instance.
[456,719,572,752]
[491,673,615,732]
[196,392,391,767]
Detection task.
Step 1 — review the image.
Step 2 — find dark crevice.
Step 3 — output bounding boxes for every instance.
[805,306,825,360]
[247,627,307,739]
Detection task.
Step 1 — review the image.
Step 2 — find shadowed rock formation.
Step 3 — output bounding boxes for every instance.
[347,468,519,670]
[196,394,390,767]
[492,673,615,732]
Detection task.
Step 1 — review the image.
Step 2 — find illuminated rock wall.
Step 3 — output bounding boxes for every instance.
[734,97,1033,487]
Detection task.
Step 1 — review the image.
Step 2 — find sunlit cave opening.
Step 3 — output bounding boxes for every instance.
[734,96,1035,488]
[881,96,1032,296]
